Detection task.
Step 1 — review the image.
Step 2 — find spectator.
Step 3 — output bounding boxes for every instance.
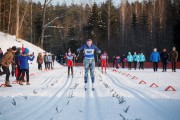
[160,48,169,72]
[150,48,160,72]
[127,52,133,70]
[170,47,178,72]
[18,48,34,85]
[0,46,17,87]
[37,53,43,70]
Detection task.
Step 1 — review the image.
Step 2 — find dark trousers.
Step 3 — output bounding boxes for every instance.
[134,61,137,70]
[153,62,158,72]
[128,62,132,70]
[139,62,144,70]
[172,62,176,71]
[68,67,73,75]
[48,62,52,69]
[162,60,167,71]
[11,64,16,77]
[11,71,15,77]
[116,62,119,69]
[38,64,42,70]
[113,62,115,68]
[20,69,29,82]
[1,66,10,82]
[44,62,48,69]
[52,60,55,66]
[122,62,125,68]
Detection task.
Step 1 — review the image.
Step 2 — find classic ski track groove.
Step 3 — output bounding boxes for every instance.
[83,72,103,120]
[5,69,76,120]
[0,69,63,105]
[35,70,79,120]
[40,67,67,86]
[104,70,172,120]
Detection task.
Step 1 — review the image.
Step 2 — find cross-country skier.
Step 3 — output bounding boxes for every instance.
[100,51,108,73]
[65,49,75,78]
[77,39,101,91]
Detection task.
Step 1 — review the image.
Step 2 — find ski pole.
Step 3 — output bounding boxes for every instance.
[107,58,109,67]
[97,54,99,67]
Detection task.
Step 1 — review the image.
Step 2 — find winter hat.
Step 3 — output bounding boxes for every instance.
[103,51,107,54]
[12,46,17,51]
[173,47,176,50]
[68,48,71,53]
[23,48,29,54]
[153,48,157,52]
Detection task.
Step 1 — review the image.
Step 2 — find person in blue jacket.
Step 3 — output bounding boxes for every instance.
[133,52,139,70]
[127,52,133,70]
[139,52,146,70]
[150,48,160,72]
[18,48,34,85]
[77,39,101,91]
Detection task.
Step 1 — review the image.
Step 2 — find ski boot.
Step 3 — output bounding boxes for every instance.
[92,83,95,91]
[84,83,87,91]
[5,81,12,87]
[26,82,30,85]
[19,81,23,85]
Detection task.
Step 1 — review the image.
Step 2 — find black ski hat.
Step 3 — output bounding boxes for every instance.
[12,46,16,51]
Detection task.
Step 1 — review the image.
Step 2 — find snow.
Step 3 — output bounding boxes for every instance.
[0,32,180,120]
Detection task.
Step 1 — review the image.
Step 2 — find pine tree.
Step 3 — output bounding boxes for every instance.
[85,2,99,44]
[139,10,149,52]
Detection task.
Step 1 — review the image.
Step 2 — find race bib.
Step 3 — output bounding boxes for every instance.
[84,49,94,55]
[67,55,73,60]
[101,55,107,59]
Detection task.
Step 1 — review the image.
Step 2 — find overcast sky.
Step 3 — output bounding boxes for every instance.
[34,0,142,6]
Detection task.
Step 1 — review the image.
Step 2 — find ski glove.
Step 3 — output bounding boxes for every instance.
[77,49,80,53]
[97,50,101,54]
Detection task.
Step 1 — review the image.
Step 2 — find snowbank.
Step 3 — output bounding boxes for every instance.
[0,32,61,69]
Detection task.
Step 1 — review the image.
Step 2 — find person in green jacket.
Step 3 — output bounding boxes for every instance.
[133,52,139,70]
[127,52,133,70]
[139,52,146,70]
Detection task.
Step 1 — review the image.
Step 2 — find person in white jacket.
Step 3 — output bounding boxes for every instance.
[48,53,53,70]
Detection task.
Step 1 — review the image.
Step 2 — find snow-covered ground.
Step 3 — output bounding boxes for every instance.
[0,32,180,120]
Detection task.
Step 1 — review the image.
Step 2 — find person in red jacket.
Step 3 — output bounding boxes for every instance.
[65,49,76,78]
[100,51,108,73]
[22,44,25,53]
